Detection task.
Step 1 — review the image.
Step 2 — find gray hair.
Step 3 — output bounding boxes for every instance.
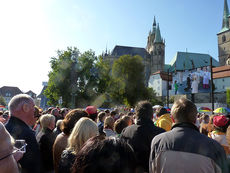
[8,94,34,115]
[40,114,55,129]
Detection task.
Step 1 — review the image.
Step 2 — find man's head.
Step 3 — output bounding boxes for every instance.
[85,106,98,122]
[135,100,153,120]
[171,97,197,124]
[155,107,168,118]
[8,94,36,126]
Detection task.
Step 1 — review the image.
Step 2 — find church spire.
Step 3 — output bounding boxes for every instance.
[152,16,157,34]
[154,23,162,43]
[222,0,229,29]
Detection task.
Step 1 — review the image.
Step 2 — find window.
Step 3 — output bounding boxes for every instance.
[222,35,226,42]
[223,78,225,82]
[5,92,11,97]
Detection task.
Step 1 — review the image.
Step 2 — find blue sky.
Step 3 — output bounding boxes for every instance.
[0,0,225,94]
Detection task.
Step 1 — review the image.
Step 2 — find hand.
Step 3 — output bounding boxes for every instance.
[13,150,25,162]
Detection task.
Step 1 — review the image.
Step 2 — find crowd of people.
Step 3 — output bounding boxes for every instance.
[0,94,230,173]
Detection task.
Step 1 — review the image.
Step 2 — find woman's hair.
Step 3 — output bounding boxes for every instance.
[98,112,106,122]
[39,114,55,129]
[72,137,137,173]
[104,116,114,129]
[60,109,88,135]
[67,117,98,154]
[114,119,128,134]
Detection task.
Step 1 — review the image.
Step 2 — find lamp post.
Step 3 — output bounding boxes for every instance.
[70,52,78,109]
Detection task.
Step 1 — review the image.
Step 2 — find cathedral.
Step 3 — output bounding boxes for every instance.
[103,17,165,84]
[218,0,230,66]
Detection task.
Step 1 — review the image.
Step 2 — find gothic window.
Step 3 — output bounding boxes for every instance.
[222,35,226,42]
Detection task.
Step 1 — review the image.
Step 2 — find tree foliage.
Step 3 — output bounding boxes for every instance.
[227,88,230,107]
[44,47,98,108]
[110,54,158,106]
[0,95,6,106]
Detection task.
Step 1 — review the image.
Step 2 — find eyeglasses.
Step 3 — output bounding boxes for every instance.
[0,143,27,161]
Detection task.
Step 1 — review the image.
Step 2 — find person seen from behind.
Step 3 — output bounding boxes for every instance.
[155,106,173,131]
[149,97,229,173]
[59,117,98,173]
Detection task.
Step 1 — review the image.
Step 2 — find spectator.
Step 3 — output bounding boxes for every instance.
[6,94,41,173]
[0,122,20,173]
[97,112,107,135]
[155,107,173,131]
[53,119,63,137]
[149,97,228,173]
[53,109,88,173]
[36,114,56,173]
[103,116,116,137]
[60,108,69,119]
[120,100,165,172]
[114,118,128,136]
[51,108,62,123]
[72,137,137,173]
[200,114,210,135]
[59,117,98,173]
[122,115,133,126]
[85,106,98,122]
[209,115,230,155]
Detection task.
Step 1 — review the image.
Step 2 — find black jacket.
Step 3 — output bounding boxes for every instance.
[36,128,56,172]
[120,118,165,172]
[59,149,76,173]
[6,116,42,173]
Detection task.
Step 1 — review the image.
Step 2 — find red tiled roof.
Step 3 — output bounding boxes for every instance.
[212,65,230,79]
[151,71,172,81]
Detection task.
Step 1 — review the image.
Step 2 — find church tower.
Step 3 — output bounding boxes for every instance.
[146,17,165,74]
[217,0,230,66]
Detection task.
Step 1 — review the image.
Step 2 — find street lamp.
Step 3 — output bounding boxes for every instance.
[70,52,78,109]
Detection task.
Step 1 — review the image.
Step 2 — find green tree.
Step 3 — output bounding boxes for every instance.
[110,54,158,106]
[44,47,98,108]
[0,95,6,106]
[227,88,230,107]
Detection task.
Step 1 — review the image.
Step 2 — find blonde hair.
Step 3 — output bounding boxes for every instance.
[171,97,197,123]
[40,114,55,129]
[67,117,98,154]
[104,116,114,129]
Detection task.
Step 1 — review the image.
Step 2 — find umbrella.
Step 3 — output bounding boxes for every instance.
[213,107,230,114]
[198,107,212,113]
[0,105,5,108]
[164,107,171,112]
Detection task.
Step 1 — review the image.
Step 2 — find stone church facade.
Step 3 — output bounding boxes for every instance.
[103,17,165,84]
[217,0,230,66]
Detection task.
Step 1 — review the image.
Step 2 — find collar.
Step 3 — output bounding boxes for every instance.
[172,122,199,132]
[9,116,30,129]
[136,118,154,125]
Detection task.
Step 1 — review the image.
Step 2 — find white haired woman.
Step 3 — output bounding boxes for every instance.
[36,114,56,173]
[59,117,99,173]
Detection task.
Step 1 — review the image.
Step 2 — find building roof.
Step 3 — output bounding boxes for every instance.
[37,85,48,98]
[111,45,149,58]
[151,71,172,81]
[212,65,230,79]
[154,23,163,43]
[0,86,23,97]
[169,52,219,72]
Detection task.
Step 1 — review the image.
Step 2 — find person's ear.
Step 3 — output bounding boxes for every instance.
[22,103,30,113]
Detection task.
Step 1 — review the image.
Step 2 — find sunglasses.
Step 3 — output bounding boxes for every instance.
[0,143,27,161]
